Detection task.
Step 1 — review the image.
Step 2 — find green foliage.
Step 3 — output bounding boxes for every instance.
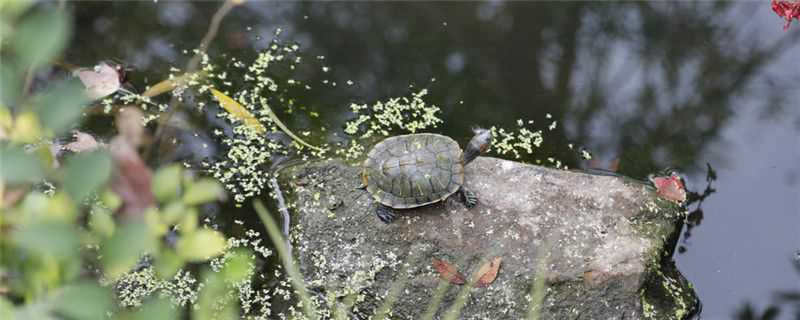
[128,297,180,320]
[0,6,253,319]
[0,143,45,183]
[63,150,112,202]
[53,282,113,320]
[13,221,80,261]
[31,79,90,135]
[101,222,157,280]
[152,164,182,202]
[0,64,22,106]
[182,178,224,205]
[11,8,70,69]
[175,229,227,262]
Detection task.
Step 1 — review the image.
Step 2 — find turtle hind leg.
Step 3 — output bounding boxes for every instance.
[376,204,397,223]
[460,187,478,208]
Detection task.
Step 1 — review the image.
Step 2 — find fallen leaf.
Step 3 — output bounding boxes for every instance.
[210,88,323,152]
[210,88,266,133]
[109,137,155,218]
[63,130,101,153]
[75,62,121,100]
[650,173,687,203]
[432,258,465,285]
[142,72,198,98]
[472,257,502,287]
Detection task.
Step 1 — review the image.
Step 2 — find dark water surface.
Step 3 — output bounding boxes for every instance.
[67,1,799,319]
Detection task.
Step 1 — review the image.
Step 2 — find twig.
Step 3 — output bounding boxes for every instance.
[145,0,240,158]
[268,176,293,257]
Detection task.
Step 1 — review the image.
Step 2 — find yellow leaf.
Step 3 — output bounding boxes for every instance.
[210,88,266,133]
[210,88,322,151]
[142,72,199,98]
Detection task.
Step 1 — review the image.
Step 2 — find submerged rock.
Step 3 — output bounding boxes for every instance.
[280,157,698,319]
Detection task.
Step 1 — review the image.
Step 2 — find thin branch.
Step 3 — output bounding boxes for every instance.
[145,0,241,158]
[268,176,293,258]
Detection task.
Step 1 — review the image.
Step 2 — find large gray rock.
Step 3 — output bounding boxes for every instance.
[280,157,698,319]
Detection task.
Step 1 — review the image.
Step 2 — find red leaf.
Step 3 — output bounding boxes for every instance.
[432,258,466,285]
[473,257,502,288]
[109,137,155,218]
[651,174,687,203]
[772,0,800,30]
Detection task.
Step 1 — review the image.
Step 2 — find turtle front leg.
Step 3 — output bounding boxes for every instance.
[376,204,397,223]
[459,187,478,208]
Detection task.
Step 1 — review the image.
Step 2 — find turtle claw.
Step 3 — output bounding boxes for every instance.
[460,188,478,208]
[376,204,397,223]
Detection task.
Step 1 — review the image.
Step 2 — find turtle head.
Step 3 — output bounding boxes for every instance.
[463,127,492,165]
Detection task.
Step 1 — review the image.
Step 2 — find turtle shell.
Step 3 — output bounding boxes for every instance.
[362,133,464,209]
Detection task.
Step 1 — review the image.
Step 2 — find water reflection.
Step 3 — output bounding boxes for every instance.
[67,1,800,318]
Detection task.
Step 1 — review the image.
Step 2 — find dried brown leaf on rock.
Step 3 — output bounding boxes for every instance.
[473,257,502,288]
[109,136,155,218]
[432,257,466,285]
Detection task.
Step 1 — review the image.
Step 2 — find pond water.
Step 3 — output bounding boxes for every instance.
[67,1,799,319]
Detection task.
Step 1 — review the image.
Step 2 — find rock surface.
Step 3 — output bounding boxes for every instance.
[280,157,698,319]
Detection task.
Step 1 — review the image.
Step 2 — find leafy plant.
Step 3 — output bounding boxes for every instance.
[0,6,250,319]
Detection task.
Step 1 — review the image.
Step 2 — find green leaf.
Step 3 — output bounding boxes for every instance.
[176,229,226,262]
[161,201,187,225]
[222,249,253,283]
[44,191,77,222]
[0,297,15,320]
[63,150,111,202]
[31,79,90,135]
[101,222,156,279]
[101,190,122,211]
[12,8,69,68]
[14,221,80,260]
[89,206,115,238]
[177,208,197,233]
[53,282,113,320]
[154,250,183,279]
[0,0,34,21]
[0,143,45,183]
[0,63,21,107]
[130,297,179,320]
[181,178,223,205]
[152,164,182,202]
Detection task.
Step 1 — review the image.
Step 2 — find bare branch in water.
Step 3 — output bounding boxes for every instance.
[145,0,241,158]
[269,176,293,258]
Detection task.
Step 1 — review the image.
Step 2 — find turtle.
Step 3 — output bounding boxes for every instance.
[360,128,493,223]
